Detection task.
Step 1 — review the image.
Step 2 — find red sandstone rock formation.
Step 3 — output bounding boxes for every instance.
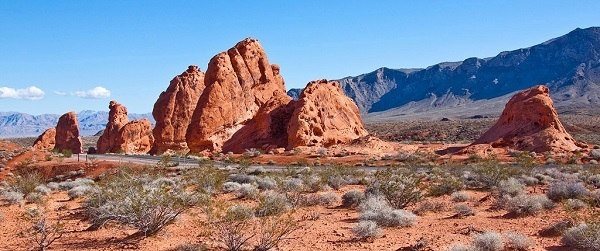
[54,112,82,154]
[97,101,155,154]
[32,128,56,150]
[472,85,580,153]
[97,101,129,153]
[186,38,286,152]
[151,65,205,154]
[116,118,154,154]
[222,90,295,153]
[287,79,369,148]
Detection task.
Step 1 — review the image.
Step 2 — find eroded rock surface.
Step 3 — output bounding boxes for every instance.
[472,85,580,153]
[287,79,369,148]
[186,38,286,152]
[32,128,56,150]
[54,112,82,154]
[151,66,205,154]
[116,118,154,154]
[97,101,129,153]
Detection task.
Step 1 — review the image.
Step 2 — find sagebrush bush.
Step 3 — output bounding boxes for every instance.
[368,168,422,209]
[414,200,447,216]
[67,186,89,200]
[234,184,259,199]
[453,204,475,218]
[427,176,464,197]
[222,182,242,193]
[85,168,193,236]
[255,192,289,217]
[1,191,24,205]
[25,192,46,204]
[562,223,600,250]
[566,198,587,210]
[470,160,522,189]
[208,204,255,251]
[504,231,533,251]
[472,231,504,251]
[33,185,51,196]
[342,190,365,208]
[498,178,525,197]
[256,177,278,191]
[184,165,227,194]
[358,196,417,227]
[7,168,44,196]
[505,194,554,216]
[352,220,381,241]
[451,191,470,202]
[547,181,590,201]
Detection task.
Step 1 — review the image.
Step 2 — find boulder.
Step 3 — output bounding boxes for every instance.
[116,118,154,154]
[186,38,286,152]
[287,79,369,148]
[472,85,580,153]
[54,112,83,154]
[32,127,56,150]
[151,65,205,154]
[97,101,129,153]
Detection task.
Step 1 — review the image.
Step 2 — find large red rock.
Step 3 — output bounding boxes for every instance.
[97,101,155,154]
[54,112,82,154]
[116,118,154,154]
[287,79,369,148]
[472,85,580,153]
[151,65,205,154]
[32,127,56,150]
[222,90,294,153]
[97,101,129,153]
[186,38,286,152]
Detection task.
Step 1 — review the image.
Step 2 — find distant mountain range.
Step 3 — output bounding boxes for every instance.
[0,111,153,138]
[288,27,600,121]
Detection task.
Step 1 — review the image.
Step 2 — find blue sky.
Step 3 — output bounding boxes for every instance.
[0,1,599,115]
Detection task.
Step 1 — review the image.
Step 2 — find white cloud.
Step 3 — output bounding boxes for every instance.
[0,86,45,100]
[53,91,67,96]
[72,86,111,99]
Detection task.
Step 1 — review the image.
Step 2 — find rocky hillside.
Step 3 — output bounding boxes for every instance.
[288,27,600,120]
[0,111,153,138]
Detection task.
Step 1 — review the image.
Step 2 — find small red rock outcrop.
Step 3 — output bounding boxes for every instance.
[54,112,83,154]
[186,38,286,152]
[116,118,154,154]
[151,65,205,154]
[97,101,129,153]
[471,85,580,153]
[287,79,369,148]
[32,127,56,150]
[97,101,154,154]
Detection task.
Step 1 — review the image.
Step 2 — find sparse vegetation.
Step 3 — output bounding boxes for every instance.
[352,220,382,241]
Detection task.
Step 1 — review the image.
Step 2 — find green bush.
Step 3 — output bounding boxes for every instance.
[367,168,423,209]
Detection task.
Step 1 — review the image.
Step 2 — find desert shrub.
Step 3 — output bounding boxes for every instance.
[358,196,417,227]
[34,185,51,196]
[255,192,289,217]
[301,174,324,193]
[547,181,590,201]
[234,184,259,200]
[46,182,59,191]
[7,168,44,196]
[505,194,554,216]
[208,204,255,251]
[451,191,471,202]
[470,160,522,189]
[352,220,382,241]
[414,200,447,216]
[25,192,46,204]
[562,223,600,250]
[448,244,473,251]
[566,198,588,210]
[227,173,257,185]
[504,231,533,251]
[22,211,64,251]
[472,231,504,251]
[280,178,304,207]
[498,178,525,197]
[184,165,227,194]
[67,186,89,200]
[256,177,278,191]
[253,213,300,251]
[222,182,243,193]
[317,192,339,207]
[60,149,73,158]
[520,175,540,186]
[427,176,464,197]
[317,165,365,190]
[1,191,24,205]
[342,190,365,208]
[57,178,95,191]
[453,204,475,218]
[367,168,423,209]
[85,168,193,236]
